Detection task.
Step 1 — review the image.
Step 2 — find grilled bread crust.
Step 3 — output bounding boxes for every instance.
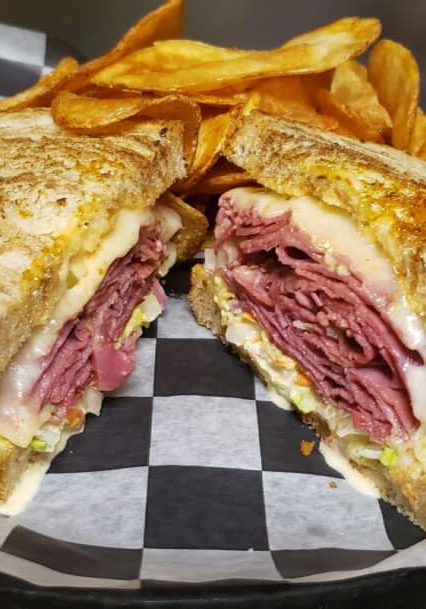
[226,111,426,319]
[0,111,185,377]
[189,264,426,532]
[0,110,184,503]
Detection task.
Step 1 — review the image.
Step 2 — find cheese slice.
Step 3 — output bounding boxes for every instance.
[0,204,182,448]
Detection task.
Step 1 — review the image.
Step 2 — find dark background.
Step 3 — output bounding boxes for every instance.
[0,0,425,103]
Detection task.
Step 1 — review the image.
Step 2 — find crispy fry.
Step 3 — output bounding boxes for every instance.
[93,17,380,93]
[368,39,420,150]
[188,159,254,195]
[176,108,240,192]
[0,58,78,112]
[67,0,184,91]
[52,90,200,167]
[160,192,209,262]
[331,60,391,137]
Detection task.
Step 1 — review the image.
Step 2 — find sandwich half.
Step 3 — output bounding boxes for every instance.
[0,109,185,507]
[190,111,426,530]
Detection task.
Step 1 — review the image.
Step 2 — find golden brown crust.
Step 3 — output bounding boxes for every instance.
[225,111,426,318]
[189,264,426,532]
[0,110,185,503]
[189,264,223,336]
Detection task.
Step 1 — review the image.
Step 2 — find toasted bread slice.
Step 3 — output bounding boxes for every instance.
[0,110,185,504]
[189,264,426,531]
[193,112,426,532]
[226,111,426,318]
[0,113,184,377]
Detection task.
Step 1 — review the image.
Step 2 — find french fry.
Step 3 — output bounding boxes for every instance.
[93,17,381,93]
[368,39,420,150]
[0,58,78,112]
[160,192,209,262]
[66,0,184,91]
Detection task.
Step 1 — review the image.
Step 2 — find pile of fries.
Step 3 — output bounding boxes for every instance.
[1,0,425,255]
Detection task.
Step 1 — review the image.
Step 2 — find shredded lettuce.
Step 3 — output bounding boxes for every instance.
[119,294,162,342]
[379,446,398,467]
[30,438,48,452]
[290,388,317,413]
[120,307,146,341]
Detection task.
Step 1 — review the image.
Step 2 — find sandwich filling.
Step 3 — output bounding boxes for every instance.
[0,204,181,448]
[210,187,426,446]
[30,224,166,413]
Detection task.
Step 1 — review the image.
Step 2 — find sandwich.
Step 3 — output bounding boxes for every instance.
[190,111,426,530]
[0,108,186,508]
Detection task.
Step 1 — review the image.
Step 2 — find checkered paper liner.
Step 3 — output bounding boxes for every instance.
[0,22,426,591]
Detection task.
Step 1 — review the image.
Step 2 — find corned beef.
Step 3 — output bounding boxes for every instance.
[31,225,166,416]
[216,193,421,443]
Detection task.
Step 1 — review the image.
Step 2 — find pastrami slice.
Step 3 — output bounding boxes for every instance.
[215,192,421,443]
[30,225,166,414]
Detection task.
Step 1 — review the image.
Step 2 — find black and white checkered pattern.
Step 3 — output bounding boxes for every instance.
[0,23,426,590]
